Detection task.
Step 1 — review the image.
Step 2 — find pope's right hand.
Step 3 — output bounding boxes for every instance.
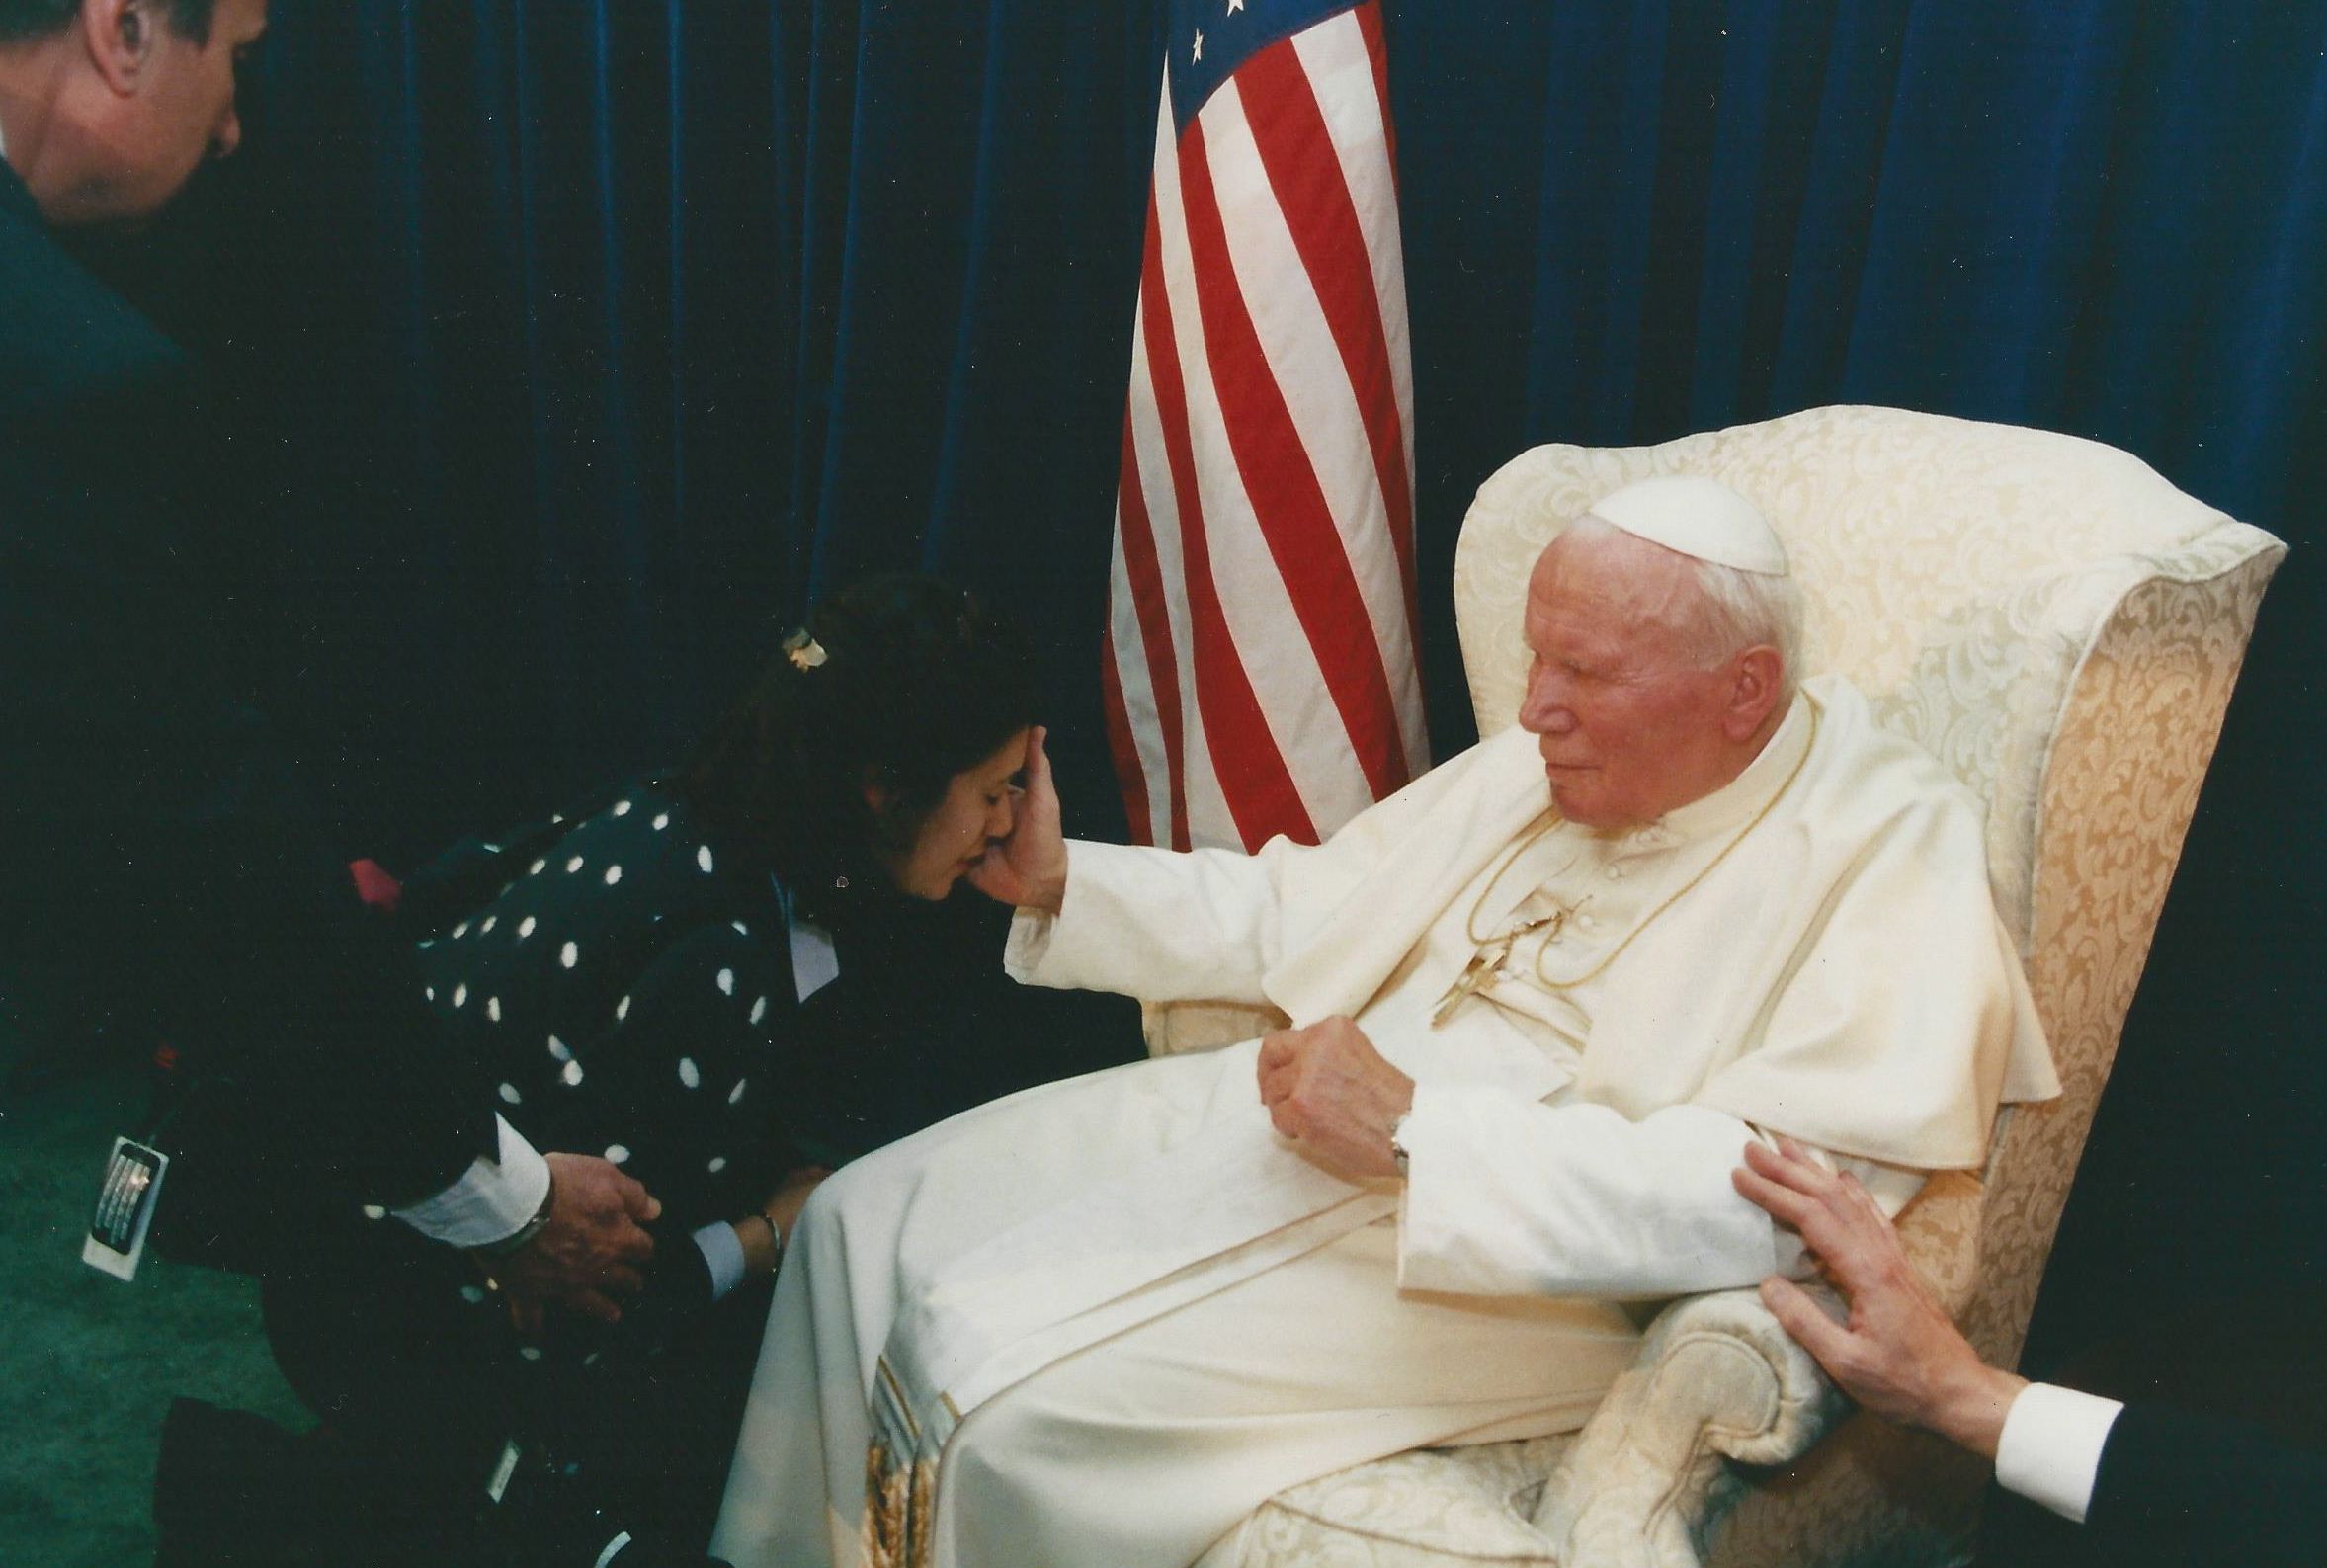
[967,724,1068,914]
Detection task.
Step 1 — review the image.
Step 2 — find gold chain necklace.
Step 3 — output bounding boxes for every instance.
[1431,696,1820,1026]
[1429,814,1578,1026]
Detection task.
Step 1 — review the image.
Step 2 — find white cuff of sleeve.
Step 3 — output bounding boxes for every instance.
[390,1115,552,1248]
[692,1220,747,1301]
[1994,1381,2124,1523]
[1003,905,1056,980]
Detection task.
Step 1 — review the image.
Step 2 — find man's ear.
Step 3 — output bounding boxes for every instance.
[84,0,151,98]
[1722,645,1785,740]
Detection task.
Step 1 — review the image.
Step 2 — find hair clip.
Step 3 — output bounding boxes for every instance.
[784,629,829,671]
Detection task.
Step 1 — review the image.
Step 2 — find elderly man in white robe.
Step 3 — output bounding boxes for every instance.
[711,476,2060,1568]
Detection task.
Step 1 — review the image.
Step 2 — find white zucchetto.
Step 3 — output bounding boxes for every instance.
[1581,475,1789,576]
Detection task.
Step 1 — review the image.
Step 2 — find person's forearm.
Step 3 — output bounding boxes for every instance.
[391,1115,551,1247]
[1005,839,1288,1002]
[1398,1095,1923,1298]
[1397,1096,1787,1296]
[1930,1363,2030,1460]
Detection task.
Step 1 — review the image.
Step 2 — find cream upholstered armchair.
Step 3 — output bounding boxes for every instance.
[1162,406,2285,1568]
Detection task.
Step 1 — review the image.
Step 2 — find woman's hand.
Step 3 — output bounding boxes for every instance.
[762,1164,830,1245]
[967,725,1069,913]
[736,1164,832,1276]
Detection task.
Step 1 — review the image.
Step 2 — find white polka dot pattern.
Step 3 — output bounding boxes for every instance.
[547,1034,571,1061]
[452,983,467,1008]
[518,916,536,939]
[560,1060,584,1087]
[565,855,584,874]
[728,1079,747,1105]
[716,967,735,996]
[697,845,715,873]
[559,942,578,969]
[604,865,622,885]
[706,1156,727,1174]
[749,997,768,1026]
[498,1082,521,1105]
[678,1057,701,1089]
[604,1144,630,1165]
[613,799,632,816]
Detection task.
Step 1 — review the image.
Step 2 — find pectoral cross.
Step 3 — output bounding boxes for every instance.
[1431,949,1507,1028]
[1430,896,1586,1028]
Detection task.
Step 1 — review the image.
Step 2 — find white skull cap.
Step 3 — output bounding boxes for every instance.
[1581,475,1789,576]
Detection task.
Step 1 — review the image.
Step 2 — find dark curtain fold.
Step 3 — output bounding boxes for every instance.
[109,0,2327,1369]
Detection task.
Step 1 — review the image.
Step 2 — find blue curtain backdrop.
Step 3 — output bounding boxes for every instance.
[118,0,2327,1366]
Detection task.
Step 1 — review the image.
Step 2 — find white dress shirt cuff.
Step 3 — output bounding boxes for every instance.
[692,1220,748,1301]
[390,1115,552,1248]
[1994,1381,2124,1523]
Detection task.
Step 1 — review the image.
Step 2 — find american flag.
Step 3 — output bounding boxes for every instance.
[1102,0,1429,852]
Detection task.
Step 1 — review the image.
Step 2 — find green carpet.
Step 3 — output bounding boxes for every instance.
[0,1067,304,1568]
[1,1073,1975,1568]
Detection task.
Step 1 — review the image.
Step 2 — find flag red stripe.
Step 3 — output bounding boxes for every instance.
[1176,122,1407,802]
[1136,183,1316,849]
[1097,621,1154,845]
[1113,386,1193,850]
[1353,2,1398,194]
[1237,36,1420,639]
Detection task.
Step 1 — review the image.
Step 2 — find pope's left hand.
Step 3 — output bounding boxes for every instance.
[1256,1016,1415,1182]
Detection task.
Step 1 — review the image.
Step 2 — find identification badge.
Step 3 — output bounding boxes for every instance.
[83,1136,169,1281]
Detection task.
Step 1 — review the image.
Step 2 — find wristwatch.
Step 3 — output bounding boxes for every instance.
[1388,1114,1413,1178]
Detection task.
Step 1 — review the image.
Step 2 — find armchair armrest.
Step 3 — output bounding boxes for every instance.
[1534,1287,1845,1568]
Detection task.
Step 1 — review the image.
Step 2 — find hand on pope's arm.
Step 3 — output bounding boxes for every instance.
[487,1152,661,1334]
[967,724,1068,915]
[1257,1016,1415,1182]
[1733,1136,2025,1459]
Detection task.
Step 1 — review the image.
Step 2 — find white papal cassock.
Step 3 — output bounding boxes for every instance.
[712,675,2059,1568]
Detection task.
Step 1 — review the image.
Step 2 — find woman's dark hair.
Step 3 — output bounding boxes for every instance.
[673,574,1037,890]
[0,0,212,43]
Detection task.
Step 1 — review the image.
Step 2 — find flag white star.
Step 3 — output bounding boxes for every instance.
[1192,29,1204,62]
[1227,0,1245,12]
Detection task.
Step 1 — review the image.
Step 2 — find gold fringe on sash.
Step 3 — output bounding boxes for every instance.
[865,1355,938,1568]
[860,1435,935,1568]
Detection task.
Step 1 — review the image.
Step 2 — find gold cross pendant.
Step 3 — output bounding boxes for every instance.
[1431,948,1505,1028]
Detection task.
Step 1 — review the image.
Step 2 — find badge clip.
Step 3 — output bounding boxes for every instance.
[83,1136,168,1281]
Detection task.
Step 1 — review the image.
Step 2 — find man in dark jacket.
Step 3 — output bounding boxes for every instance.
[0,0,658,1431]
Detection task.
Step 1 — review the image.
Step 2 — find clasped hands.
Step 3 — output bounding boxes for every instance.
[1258,1016,1415,1182]
[484,1151,661,1334]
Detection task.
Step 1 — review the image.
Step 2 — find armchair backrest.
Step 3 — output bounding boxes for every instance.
[1452,406,2283,1384]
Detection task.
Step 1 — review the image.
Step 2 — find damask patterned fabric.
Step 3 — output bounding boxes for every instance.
[1168,407,2284,1568]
